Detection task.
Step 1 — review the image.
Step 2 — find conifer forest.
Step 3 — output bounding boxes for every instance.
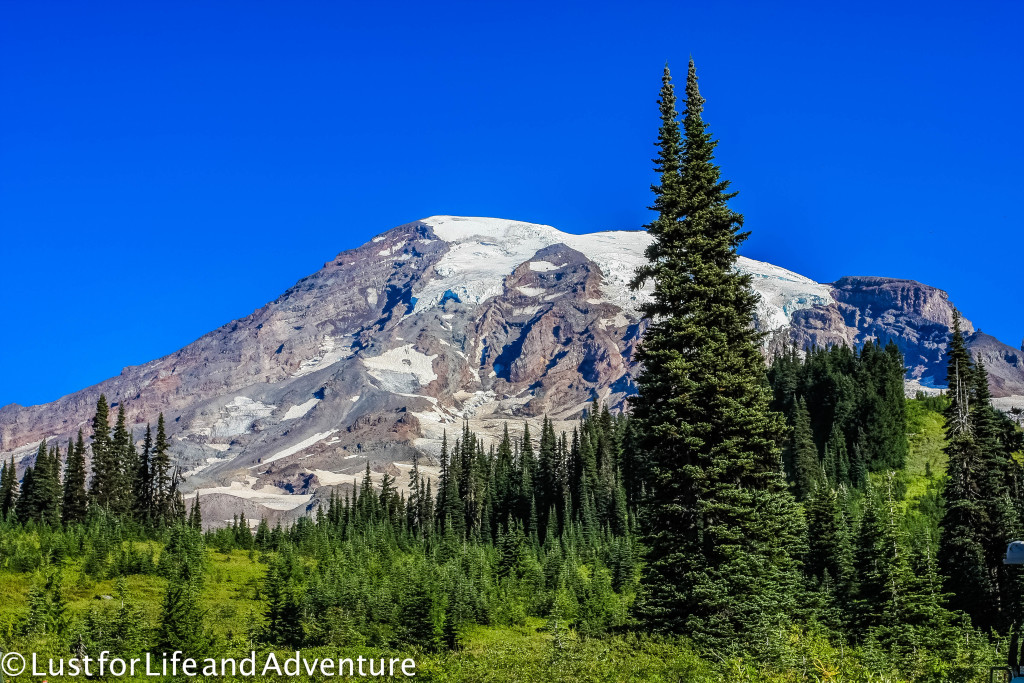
[2,62,1022,682]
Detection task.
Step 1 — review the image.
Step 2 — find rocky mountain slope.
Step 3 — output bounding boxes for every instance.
[2,216,1021,525]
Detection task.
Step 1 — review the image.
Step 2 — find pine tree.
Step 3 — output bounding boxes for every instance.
[135,424,153,522]
[152,414,173,522]
[0,455,18,518]
[188,495,203,530]
[88,394,115,508]
[938,312,997,627]
[628,61,805,650]
[436,432,464,536]
[788,398,820,500]
[34,440,62,524]
[109,403,134,514]
[0,456,14,519]
[16,465,36,524]
[62,430,88,524]
[262,561,303,647]
[156,573,214,659]
[805,478,854,628]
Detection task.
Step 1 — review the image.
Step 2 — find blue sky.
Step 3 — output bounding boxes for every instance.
[1,0,1021,407]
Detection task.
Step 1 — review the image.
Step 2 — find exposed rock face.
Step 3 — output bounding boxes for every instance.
[1,216,1021,525]
[785,276,977,389]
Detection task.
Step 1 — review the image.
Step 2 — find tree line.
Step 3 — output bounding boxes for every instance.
[0,396,187,527]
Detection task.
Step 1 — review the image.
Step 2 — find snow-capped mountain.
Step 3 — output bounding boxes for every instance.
[2,216,1021,525]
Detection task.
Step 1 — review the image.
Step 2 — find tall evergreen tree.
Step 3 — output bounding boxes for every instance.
[152,413,173,521]
[135,423,153,522]
[0,456,16,518]
[88,394,115,507]
[109,403,134,513]
[61,430,89,524]
[628,61,805,650]
[788,398,820,500]
[938,311,996,627]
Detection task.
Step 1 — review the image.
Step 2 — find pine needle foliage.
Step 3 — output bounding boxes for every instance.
[629,60,805,651]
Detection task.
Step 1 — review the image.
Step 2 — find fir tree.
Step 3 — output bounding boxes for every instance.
[135,424,153,522]
[155,573,214,659]
[0,455,18,518]
[188,495,203,530]
[152,414,173,521]
[62,430,89,524]
[262,561,303,647]
[788,398,820,500]
[109,403,135,514]
[629,61,805,649]
[88,394,116,508]
[938,312,997,628]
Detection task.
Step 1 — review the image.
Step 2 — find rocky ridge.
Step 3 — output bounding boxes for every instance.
[2,216,1021,525]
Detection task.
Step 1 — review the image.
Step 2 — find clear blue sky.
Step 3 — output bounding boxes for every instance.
[2,1,1021,407]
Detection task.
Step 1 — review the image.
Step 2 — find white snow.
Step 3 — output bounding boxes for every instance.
[192,481,312,511]
[992,396,1024,417]
[310,469,351,485]
[184,456,223,477]
[282,397,320,420]
[416,216,833,331]
[516,286,545,297]
[293,336,354,378]
[740,259,834,331]
[211,397,277,438]
[257,429,339,467]
[361,344,438,393]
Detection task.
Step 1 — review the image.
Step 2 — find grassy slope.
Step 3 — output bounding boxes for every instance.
[902,399,948,504]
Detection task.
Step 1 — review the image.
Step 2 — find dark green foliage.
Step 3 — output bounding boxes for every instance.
[789,399,821,500]
[109,403,136,515]
[628,60,805,650]
[16,439,62,525]
[88,394,116,508]
[188,494,203,530]
[768,341,909,489]
[0,454,18,518]
[399,567,442,650]
[158,523,207,585]
[805,480,854,628]
[151,413,174,523]
[155,571,214,659]
[938,311,1023,632]
[62,430,89,524]
[262,559,304,647]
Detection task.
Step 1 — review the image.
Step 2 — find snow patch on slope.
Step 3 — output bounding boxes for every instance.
[361,344,438,393]
[293,336,354,378]
[191,481,312,511]
[282,398,320,420]
[258,429,339,467]
[211,397,277,438]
